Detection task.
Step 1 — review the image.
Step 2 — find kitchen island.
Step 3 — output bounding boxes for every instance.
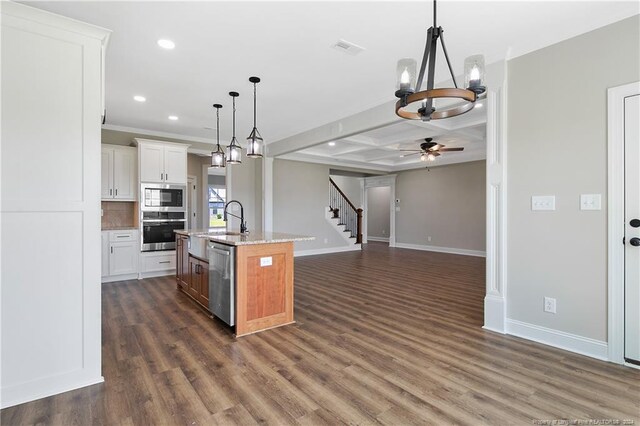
[175,229,313,337]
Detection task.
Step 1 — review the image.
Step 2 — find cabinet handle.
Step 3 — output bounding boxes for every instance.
[110,246,113,254]
[165,173,168,181]
[109,188,112,196]
[161,172,163,181]
[115,188,118,196]
[159,261,170,264]
[116,235,128,238]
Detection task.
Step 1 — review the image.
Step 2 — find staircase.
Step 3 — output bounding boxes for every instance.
[328,178,363,247]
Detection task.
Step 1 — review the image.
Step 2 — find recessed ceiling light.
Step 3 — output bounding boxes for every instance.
[475,103,483,108]
[168,115,178,121]
[157,39,175,49]
[133,95,146,102]
[328,141,336,146]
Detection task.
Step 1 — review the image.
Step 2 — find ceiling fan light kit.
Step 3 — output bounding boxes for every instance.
[394,0,486,122]
[210,77,264,167]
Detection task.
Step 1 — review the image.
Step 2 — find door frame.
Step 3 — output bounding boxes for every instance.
[187,175,197,229]
[363,175,397,247]
[607,81,640,365]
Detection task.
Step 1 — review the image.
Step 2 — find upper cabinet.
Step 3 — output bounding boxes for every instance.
[101,144,137,201]
[135,139,188,184]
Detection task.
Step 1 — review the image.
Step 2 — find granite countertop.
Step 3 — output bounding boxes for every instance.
[102,226,139,231]
[175,229,314,246]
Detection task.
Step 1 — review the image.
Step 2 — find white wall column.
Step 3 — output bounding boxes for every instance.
[484,85,508,333]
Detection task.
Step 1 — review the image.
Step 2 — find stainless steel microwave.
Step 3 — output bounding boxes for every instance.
[141,183,185,212]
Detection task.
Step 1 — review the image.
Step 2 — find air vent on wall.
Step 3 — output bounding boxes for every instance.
[331,39,365,56]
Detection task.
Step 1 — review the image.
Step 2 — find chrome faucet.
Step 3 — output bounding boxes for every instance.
[223,200,247,234]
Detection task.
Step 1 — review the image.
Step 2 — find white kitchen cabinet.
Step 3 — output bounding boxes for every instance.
[102,229,139,282]
[109,241,138,275]
[102,144,137,201]
[136,139,188,184]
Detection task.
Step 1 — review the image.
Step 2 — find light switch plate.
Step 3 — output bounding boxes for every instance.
[260,256,272,267]
[580,194,602,211]
[531,195,556,211]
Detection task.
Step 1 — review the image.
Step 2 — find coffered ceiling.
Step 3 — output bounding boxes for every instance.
[281,102,487,171]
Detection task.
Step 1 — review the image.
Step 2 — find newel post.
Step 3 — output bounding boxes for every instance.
[356,208,363,244]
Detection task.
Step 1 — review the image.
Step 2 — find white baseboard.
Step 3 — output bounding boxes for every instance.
[394,242,486,257]
[505,318,608,361]
[295,245,361,257]
[367,236,389,242]
[483,294,506,333]
[1,373,104,409]
[102,273,139,283]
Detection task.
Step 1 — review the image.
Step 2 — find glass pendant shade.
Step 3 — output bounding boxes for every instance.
[210,103,225,168]
[226,139,242,164]
[464,54,486,94]
[211,146,225,168]
[246,127,263,158]
[396,58,417,95]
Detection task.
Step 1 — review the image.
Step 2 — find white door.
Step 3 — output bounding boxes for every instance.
[164,146,187,184]
[113,148,136,200]
[101,148,113,199]
[625,94,640,364]
[109,241,138,275]
[139,143,165,183]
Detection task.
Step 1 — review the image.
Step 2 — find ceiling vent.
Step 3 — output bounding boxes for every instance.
[331,39,365,56]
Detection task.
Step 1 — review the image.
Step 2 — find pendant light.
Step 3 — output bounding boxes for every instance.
[394,0,486,122]
[226,91,242,164]
[246,76,264,158]
[210,103,225,168]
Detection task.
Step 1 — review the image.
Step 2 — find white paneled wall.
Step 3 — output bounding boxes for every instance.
[0,2,110,408]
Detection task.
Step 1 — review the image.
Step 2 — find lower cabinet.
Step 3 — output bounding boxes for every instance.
[176,234,189,290]
[102,229,139,283]
[175,235,209,309]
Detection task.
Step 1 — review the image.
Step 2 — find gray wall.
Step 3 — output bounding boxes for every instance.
[330,175,362,208]
[228,150,261,233]
[273,159,352,251]
[395,160,486,251]
[367,186,390,239]
[507,15,640,341]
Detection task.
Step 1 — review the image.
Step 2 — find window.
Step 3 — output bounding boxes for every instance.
[209,187,226,228]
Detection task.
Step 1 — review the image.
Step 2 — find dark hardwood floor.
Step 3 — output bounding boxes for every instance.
[2,242,639,425]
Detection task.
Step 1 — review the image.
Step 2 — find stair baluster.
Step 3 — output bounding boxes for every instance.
[329,178,363,244]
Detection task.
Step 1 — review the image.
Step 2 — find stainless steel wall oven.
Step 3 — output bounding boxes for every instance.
[141,211,186,251]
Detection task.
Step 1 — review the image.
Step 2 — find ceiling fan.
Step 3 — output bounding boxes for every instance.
[399,138,464,162]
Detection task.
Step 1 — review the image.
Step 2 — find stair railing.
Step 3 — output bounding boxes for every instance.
[329,178,363,244]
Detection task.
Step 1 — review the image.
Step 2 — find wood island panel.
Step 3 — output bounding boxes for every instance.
[235,242,294,337]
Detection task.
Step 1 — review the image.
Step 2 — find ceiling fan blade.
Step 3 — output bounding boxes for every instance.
[402,152,421,157]
[439,147,464,152]
[432,152,441,157]
[398,149,421,152]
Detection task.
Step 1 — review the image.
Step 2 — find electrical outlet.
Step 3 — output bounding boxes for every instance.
[544,297,557,314]
[427,236,432,242]
[382,230,386,235]
[323,238,328,244]
[532,195,556,211]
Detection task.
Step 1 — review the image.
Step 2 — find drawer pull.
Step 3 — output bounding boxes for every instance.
[116,235,129,238]
[159,261,171,264]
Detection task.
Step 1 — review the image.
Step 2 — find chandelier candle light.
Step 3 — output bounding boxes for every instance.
[226,91,242,164]
[394,0,486,121]
[246,76,263,158]
[210,103,225,168]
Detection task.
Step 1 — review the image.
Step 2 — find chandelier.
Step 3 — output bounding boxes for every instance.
[394,0,486,121]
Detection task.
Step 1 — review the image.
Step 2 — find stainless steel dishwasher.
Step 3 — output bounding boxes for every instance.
[208,241,235,326]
